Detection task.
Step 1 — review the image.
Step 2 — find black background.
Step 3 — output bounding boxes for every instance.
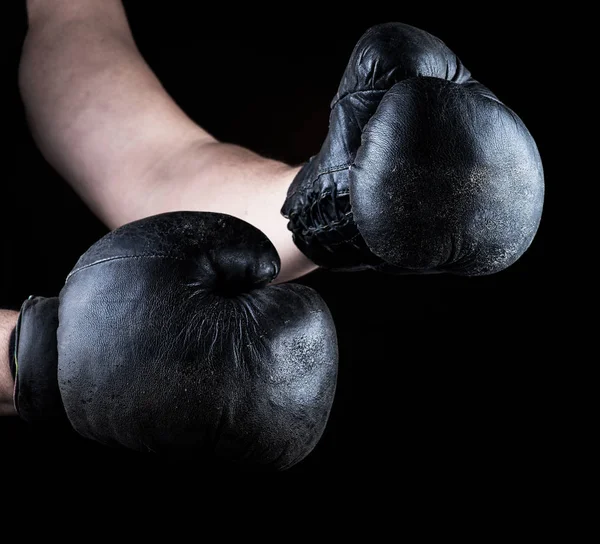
[1,3,556,489]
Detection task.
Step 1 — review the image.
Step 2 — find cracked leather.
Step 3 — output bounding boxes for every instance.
[281,22,544,275]
[15,212,338,470]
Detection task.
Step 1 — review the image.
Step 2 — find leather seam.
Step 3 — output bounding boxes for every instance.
[66,254,188,281]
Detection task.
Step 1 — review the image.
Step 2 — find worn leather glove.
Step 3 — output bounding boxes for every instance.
[10,212,338,470]
[281,22,544,275]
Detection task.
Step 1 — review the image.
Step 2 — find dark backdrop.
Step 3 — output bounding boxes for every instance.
[1,4,553,487]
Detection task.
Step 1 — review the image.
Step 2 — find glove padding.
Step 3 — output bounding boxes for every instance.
[12,212,338,471]
[281,22,544,275]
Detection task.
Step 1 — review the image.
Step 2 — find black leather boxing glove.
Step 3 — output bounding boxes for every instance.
[281,22,544,275]
[10,211,338,470]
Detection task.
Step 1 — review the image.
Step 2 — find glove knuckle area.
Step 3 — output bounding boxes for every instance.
[351,78,544,275]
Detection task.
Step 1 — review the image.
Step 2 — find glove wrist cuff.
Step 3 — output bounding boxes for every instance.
[14,296,66,423]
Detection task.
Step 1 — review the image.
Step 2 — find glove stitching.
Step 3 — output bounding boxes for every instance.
[66,254,188,281]
[298,211,353,236]
[284,165,351,203]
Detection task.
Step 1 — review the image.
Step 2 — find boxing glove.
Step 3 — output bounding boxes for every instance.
[281,22,544,275]
[10,211,338,470]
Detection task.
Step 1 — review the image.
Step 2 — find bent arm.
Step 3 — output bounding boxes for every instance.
[20,0,315,283]
[0,311,18,416]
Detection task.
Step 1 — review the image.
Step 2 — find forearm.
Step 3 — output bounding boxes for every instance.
[19,0,210,206]
[0,311,18,416]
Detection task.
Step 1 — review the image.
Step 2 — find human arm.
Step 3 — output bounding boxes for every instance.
[19,0,315,283]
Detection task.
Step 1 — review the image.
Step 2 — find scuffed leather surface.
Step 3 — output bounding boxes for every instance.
[352,78,544,274]
[281,22,544,275]
[13,296,67,423]
[57,212,338,470]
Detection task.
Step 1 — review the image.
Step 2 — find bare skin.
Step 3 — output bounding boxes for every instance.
[0,312,18,416]
[2,0,318,415]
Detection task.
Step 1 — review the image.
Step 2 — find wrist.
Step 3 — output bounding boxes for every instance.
[0,311,18,416]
